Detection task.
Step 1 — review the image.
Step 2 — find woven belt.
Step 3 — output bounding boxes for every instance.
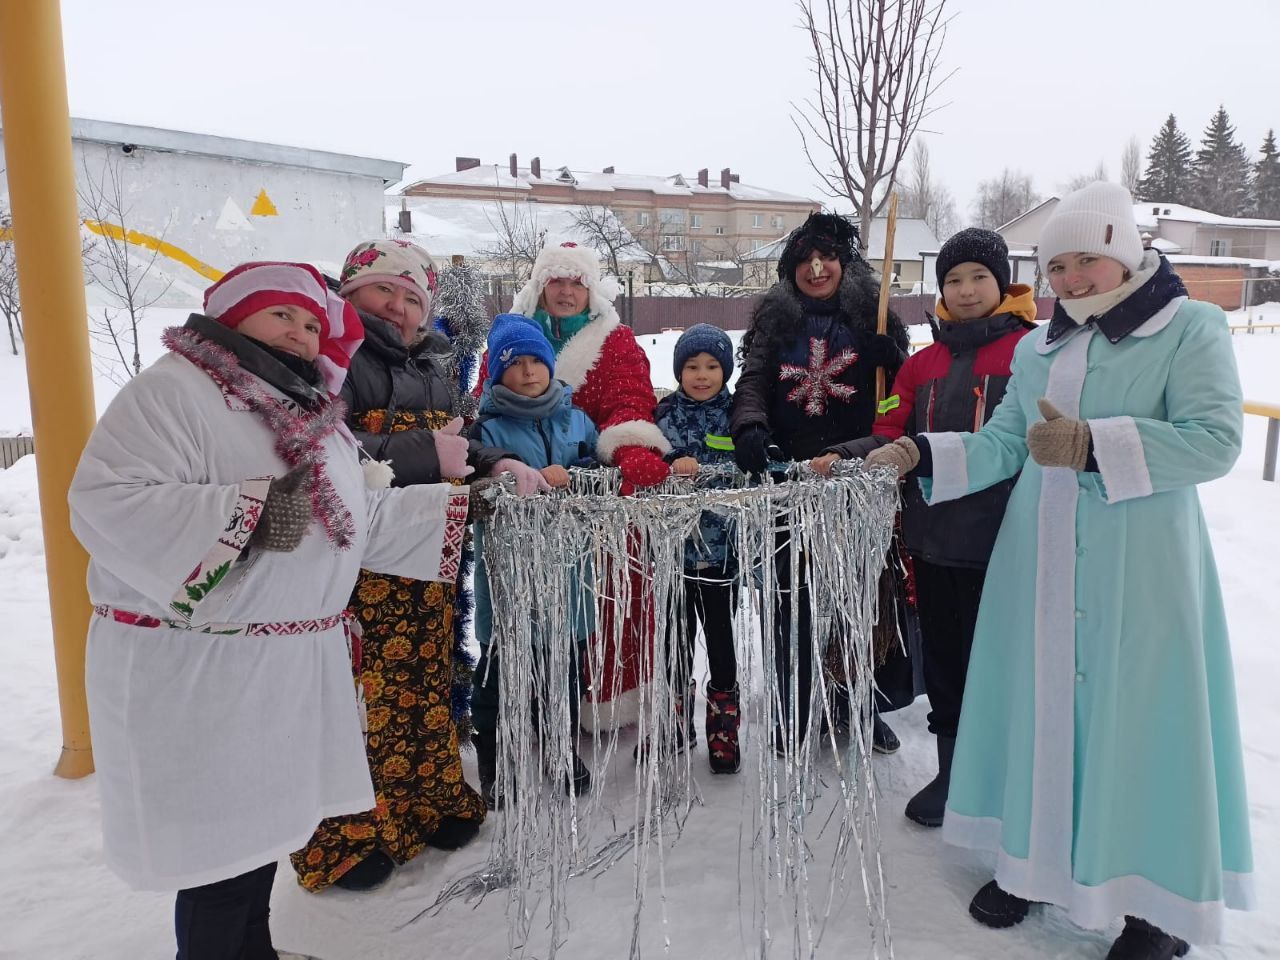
[92,604,349,637]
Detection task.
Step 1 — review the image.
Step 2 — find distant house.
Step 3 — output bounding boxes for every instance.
[740,216,940,291]
[993,196,1279,308]
[402,156,819,272]
[387,195,650,282]
[0,119,405,304]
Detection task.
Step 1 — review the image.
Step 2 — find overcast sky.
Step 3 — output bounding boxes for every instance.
[56,0,1279,222]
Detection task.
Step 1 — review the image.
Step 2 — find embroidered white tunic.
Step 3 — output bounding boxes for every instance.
[69,352,467,891]
[921,297,1253,944]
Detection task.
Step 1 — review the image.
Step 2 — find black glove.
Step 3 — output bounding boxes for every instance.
[252,464,312,552]
[863,333,906,368]
[733,425,773,475]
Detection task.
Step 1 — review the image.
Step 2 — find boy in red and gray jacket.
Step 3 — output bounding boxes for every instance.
[813,228,1036,828]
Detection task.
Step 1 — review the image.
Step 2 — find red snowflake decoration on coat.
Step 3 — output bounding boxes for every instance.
[779,337,859,416]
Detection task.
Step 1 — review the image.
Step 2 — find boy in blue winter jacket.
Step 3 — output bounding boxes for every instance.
[654,324,741,774]
[469,314,598,808]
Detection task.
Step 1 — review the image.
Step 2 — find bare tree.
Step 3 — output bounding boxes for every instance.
[1061,160,1109,194]
[898,139,959,240]
[1120,136,1142,195]
[792,0,952,250]
[476,198,546,307]
[0,196,22,356]
[80,155,173,383]
[570,205,638,277]
[971,169,1040,230]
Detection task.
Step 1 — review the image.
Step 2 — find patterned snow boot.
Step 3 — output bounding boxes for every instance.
[633,681,696,760]
[705,683,741,774]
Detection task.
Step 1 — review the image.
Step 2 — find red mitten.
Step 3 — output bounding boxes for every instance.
[615,445,670,494]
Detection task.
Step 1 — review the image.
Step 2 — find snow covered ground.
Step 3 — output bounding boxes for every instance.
[0,314,1277,959]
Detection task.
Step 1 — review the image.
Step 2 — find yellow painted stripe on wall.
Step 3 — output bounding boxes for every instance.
[82,219,225,281]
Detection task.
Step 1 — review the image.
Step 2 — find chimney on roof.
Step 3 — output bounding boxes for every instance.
[455,156,481,172]
[729,173,740,183]
[697,168,708,187]
[720,168,731,189]
[530,156,541,178]
[509,153,518,177]
[397,197,412,234]
[603,165,615,174]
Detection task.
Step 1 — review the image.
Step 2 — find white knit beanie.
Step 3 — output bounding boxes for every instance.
[1037,182,1143,274]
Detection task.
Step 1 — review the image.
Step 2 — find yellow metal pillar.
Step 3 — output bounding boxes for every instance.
[0,0,97,777]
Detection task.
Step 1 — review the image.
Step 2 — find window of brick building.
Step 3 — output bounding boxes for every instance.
[752,213,764,228]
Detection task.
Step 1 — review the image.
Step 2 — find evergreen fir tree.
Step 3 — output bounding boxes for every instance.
[1250,130,1280,220]
[1136,114,1193,204]
[1190,106,1251,216]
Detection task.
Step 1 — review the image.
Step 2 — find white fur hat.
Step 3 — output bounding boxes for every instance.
[1038,181,1144,274]
[511,239,621,320]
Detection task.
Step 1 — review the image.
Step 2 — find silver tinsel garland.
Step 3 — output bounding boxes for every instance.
[433,262,492,419]
[424,462,900,959]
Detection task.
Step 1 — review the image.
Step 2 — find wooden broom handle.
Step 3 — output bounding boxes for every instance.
[874,193,899,404]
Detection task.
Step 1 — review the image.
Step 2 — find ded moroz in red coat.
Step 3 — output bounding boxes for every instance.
[478,241,670,730]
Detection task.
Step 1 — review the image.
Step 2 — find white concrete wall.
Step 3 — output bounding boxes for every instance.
[0,134,388,305]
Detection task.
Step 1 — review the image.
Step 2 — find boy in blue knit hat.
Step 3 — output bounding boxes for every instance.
[650,323,741,773]
[469,313,599,807]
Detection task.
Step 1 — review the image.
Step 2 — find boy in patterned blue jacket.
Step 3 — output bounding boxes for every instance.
[654,324,741,774]
[469,314,598,807]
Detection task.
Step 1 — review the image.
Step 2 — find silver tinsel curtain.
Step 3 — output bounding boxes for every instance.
[426,463,901,959]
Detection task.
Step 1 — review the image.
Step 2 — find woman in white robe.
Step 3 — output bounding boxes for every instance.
[69,262,469,960]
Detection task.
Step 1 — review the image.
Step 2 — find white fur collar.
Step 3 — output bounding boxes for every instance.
[553,307,622,388]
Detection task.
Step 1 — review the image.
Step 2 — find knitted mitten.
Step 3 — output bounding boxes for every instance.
[864,437,920,477]
[615,445,669,493]
[253,464,312,552]
[1026,398,1091,471]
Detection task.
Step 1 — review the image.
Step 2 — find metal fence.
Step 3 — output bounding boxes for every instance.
[0,435,35,469]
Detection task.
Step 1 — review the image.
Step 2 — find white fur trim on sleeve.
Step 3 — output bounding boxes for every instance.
[597,419,672,463]
[1089,415,1153,503]
[920,432,969,504]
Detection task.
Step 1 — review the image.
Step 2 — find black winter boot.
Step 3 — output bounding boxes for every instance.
[566,752,591,796]
[968,880,1031,928]
[333,850,395,892]
[425,815,480,850]
[1106,917,1190,959]
[473,729,501,811]
[872,712,900,754]
[705,683,741,774]
[904,735,956,827]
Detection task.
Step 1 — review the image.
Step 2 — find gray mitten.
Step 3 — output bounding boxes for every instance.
[253,464,313,552]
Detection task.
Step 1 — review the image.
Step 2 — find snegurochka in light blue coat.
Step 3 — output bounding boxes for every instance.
[866,182,1252,955]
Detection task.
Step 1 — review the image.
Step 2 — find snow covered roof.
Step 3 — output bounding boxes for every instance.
[1165,253,1276,269]
[1136,202,1280,230]
[996,197,1060,232]
[49,118,408,183]
[405,164,815,204]
[740,217,941,263]
[385,196,651,265]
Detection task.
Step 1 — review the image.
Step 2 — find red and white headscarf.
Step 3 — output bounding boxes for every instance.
[204,261,365,395]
